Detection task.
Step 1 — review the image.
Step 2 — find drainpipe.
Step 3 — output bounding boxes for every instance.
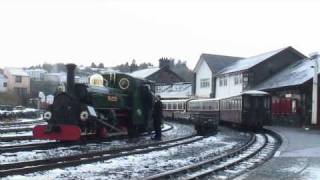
[310,52,319,125]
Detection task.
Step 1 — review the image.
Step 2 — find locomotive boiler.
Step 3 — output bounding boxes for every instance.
[33,64,154,141]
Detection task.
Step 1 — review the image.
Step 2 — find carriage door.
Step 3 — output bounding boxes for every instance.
[251,96,265,127]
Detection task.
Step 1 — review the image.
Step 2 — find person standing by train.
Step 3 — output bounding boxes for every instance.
[152,95,163,140]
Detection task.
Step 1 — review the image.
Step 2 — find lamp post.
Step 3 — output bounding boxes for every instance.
[310,52,319,125]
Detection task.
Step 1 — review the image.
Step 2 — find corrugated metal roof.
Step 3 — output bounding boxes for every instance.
[254,58,318,90]
[218,47,288,75]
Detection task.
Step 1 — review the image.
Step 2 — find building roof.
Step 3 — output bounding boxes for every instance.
[253,58,318,90]
[130,67,160,79]
[25,69,47,73]
[157,83,192,99]
[5,68,29,76]
[218,47,292,75]
[194,54,242,73]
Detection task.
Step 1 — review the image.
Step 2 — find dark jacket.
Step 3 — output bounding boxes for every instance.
[152,100,163,120]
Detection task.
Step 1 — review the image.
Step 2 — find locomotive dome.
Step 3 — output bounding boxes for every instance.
[89,74,104,87]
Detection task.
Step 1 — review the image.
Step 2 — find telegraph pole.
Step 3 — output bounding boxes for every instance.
[310,52,319,125]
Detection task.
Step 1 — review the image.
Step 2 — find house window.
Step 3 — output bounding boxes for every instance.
[219,78,223,86]
[223,77,227,86]
[234,75,239,85]
[200,78,210,88]
[243,76,248,88]
[15,76,22,83]
[3,82,7,87]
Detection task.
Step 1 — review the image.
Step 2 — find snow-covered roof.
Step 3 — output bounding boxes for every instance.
[25,69,47,73]
[99,68,120,74]
[5,68,29,76]
[241,90,269,95]
[218,47,288,75]
[130,67,160,79]
[46,72,66,76]
[254,58,319,90]
[157,83,192,99]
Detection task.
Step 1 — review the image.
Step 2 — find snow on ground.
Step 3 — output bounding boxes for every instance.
[0,122,190,164]
[0,117,43,126]
[4,127,249,180]
[301,167,320,179]
[0,131,32,137]
[0,139,53,147]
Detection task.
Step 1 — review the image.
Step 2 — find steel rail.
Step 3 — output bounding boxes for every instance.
[144,132,261,180]
[0,122,174,153]
[0,134,202,177]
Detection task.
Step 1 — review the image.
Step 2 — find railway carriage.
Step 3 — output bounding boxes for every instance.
[187,98,220,134]
[162,90,270,132]
[220,91,270,129]
[162,99,191,121]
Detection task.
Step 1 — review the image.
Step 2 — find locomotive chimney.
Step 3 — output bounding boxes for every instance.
[66,63,76,93]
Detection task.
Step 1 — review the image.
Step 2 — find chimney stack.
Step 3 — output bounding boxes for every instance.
[66,63,76,94]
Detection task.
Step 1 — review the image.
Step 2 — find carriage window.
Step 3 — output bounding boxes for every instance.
[292,99,297,113]
[163,103,167,110]
[173,103,177,110]
[178,103,183,110]
[168,103,172,110]
[264,98,270,109]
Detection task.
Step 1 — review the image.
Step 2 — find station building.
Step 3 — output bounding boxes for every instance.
[214,46,305,98]
[192,46,320,127]
[253,57,320,127]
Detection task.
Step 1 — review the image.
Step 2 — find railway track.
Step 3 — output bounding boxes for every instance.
[0,123,174,153]
[0,135,34,142]
[144,132,278,180]
[0,134,202,177]
[0,119,45,126]
[0,127,34,133]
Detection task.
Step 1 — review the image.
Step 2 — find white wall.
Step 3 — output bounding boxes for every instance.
[195,61,212,98]
[215,73,243,98]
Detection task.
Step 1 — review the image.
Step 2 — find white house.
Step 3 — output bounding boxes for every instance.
[193,54,242,98]
[25,69,47,81]
[0,74,8,92]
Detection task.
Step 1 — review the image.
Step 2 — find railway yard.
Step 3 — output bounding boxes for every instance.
[0,117,282,180]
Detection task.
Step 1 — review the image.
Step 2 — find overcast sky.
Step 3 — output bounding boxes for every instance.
[0,0,320,69]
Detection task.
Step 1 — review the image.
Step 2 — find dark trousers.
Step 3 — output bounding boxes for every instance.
[153,118,162,138]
